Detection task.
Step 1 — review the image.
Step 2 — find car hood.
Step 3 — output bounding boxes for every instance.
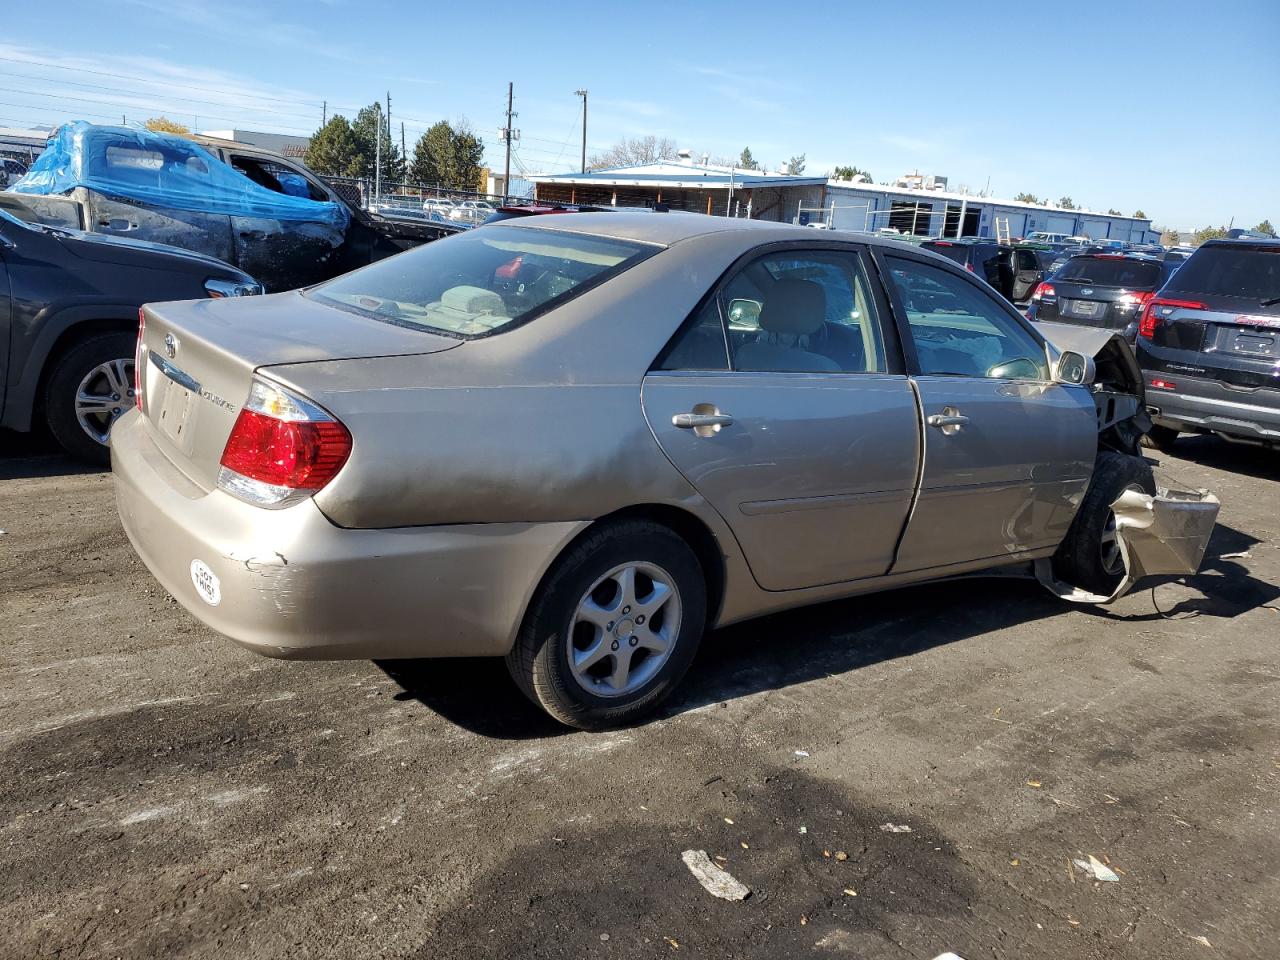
[54,225,251,278]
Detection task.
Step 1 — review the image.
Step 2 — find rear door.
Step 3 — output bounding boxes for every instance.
[877,252,1096,572]
[81,141,235,263]
[0,232,10,416]
[642,245,921,591]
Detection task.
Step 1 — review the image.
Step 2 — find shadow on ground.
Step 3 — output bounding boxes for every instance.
[0,428,102,481]
[379,522,1277,740]
[1152,433,1280,481]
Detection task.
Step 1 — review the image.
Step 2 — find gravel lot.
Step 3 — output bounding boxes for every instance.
[2,429,1277,960]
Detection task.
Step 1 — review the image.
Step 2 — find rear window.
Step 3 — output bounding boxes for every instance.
[1057,256,1161,288]
[308,225,654,338]
[1163,245,1280,300]
[922,243,969,266]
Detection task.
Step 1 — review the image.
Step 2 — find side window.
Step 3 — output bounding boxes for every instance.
[886,257,1048,381]
[721,251,887,374]
[655,297,729,371]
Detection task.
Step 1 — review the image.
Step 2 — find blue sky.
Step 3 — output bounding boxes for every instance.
[2,0,1277,230]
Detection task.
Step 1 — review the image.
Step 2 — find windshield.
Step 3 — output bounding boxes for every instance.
[1058,256,1161,288]
[1163,245,1280,300]
[308,225,655,337]
[922,243,969,266]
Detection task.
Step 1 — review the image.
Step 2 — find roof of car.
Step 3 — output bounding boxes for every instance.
[1202,237,1280,249]
[505,211,831,246]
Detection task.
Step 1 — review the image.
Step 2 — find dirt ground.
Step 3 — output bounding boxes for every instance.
[1,428,1277,960]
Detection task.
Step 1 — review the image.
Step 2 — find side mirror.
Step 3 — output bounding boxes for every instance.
[1055,350,1094,385]
[726,298,762,328]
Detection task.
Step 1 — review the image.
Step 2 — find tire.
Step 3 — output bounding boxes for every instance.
[506,519,707,730]
[43,332,136,466]
[1142,424,1180,453]
[1051,452,1156,596]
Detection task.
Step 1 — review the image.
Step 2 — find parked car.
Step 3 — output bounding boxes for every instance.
[112,214,1215,728]
[0,156,29,188]
[1,123,459,292]
[480,203,618,225]
[1025,231,1073,244]
[1009,244,1060,303]
[1136,238,1280,450]
[0,206,261,463]
[920,238,1015,300]
[422,198,456,213]
[1026,252,1180,341]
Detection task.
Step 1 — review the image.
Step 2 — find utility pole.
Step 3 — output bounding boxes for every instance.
[503,82,514,201]
[374,102,382,206]
[386,91,393,185]
[575,89,588,173]
[401,121,407,176]
[323,100,327,125]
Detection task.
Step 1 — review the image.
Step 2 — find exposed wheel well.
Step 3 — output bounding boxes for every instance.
[536,504,728,630]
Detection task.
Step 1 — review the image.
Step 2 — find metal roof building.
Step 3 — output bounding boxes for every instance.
[822,178,1158,243]
[530,159,828,221]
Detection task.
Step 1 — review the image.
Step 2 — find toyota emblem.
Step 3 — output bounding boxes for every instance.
[164,333,178,359]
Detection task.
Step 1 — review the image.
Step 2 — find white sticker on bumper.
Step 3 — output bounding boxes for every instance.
[190,559,222,606]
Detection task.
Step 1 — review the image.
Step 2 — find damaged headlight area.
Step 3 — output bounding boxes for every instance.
[1037,479,1221,604]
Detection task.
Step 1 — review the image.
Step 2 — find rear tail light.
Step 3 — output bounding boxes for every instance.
[1118,290,1155,308]
[205,278,265,298]
[1149,378,1177,390]
[964,261,975,272]
[217,379,351,508]
[1139,296,1206,339]
[134,308,145,411]
[1031,282,1056,301]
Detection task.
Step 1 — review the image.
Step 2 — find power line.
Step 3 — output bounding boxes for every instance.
[0,87,319,134]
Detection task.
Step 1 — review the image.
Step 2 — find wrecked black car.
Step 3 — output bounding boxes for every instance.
[1,123,459,292]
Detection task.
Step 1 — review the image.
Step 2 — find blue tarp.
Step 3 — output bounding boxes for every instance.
[8,121,348,231]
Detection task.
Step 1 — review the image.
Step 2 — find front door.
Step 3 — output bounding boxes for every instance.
[879,253,1097,573]
[642,248,920,591]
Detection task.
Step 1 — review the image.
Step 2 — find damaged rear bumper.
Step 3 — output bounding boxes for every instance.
[1036,481,1221,603]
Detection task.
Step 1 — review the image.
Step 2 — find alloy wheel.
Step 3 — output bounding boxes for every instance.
[567,561,682,698]
[74,358,134,445]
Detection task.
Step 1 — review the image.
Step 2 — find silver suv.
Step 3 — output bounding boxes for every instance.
[1136,238,1280,450]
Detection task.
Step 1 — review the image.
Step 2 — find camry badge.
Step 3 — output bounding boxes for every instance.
[164,333,178,359]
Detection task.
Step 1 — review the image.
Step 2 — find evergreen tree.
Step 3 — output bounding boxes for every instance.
[304,116,362,177]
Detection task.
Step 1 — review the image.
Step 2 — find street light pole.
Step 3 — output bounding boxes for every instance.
[575,89,588,173]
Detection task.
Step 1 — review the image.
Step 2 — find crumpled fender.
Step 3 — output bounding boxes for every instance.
[1036,481,1221,603]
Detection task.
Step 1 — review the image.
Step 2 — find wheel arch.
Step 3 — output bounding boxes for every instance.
[518,503,728,642]
[3,305,138,432]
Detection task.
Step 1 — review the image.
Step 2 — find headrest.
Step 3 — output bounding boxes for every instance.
[758,279,826,336]
[440,285,505,315]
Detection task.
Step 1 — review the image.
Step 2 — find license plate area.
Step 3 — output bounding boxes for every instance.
[1067,299,1101,318]
[1231,331,1275,356]
[148,351,201,452]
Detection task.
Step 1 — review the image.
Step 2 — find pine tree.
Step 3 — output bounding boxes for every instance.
[304,116,362,177]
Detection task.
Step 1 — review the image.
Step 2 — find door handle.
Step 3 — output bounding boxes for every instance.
[673,412,734,429]
[927,407,969,435]
[239,230,267,241]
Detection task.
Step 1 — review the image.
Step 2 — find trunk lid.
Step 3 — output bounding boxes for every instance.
[138,291,461,490]
[1148,294,1280,387]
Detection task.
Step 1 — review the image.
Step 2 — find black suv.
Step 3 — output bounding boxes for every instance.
[920,238,1015,301]
[1027,252,1179,341]
[1136,238,1280,450]
[1,208,261,463]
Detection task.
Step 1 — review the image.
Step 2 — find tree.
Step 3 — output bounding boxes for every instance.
[737,147,758,170]
[1161,228,1181,245]
[833,165,871,181]
[1013,192,1039,203]
[304,116,363,177]
[1057,196,1076,210]
[351,102,405,182]
[1133,209,1147,219]
[1255,219,1275,237]
[412,121,457,187]
[1192,225,1229,245]
[452,121,485,192]
[410,121,487,191]
[785,154,806,175]
[1107,208,1122,216]
[145,116,190,136]
[588,135,677,169]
